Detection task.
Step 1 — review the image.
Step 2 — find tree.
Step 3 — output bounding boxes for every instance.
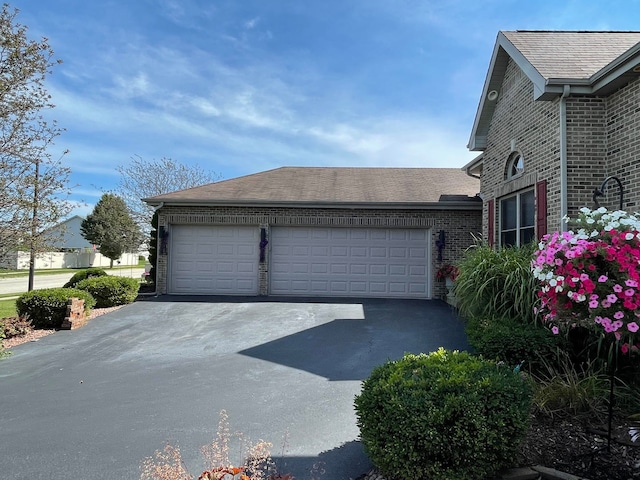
[0,4,71,286]
[81,194,142,268]
[116,155,221,235]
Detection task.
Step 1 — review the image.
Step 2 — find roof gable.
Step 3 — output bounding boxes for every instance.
[469,31,640,151]
[144,167,480,208]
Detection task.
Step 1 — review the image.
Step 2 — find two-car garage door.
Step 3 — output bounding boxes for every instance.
[270,227,429,298]
[169,225,429,298]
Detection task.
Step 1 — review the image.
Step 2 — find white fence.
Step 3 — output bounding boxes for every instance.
[0,251,139,270]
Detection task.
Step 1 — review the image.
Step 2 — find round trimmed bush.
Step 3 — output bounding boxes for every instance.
[63,268,108,288]
[354,349,533,480]
[16,288,96,328]
[76,276,139,308]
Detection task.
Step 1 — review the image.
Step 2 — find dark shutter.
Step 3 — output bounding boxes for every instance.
[536,180,547,239]
[487,199,495,247]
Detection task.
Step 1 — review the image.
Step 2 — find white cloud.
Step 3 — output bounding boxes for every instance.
[244,17,260,29]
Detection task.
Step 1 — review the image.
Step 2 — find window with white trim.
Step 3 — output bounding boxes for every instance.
[505,152,525,180]
[500,189,535,247]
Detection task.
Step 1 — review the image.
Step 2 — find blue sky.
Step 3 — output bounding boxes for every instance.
[13,0,640,217]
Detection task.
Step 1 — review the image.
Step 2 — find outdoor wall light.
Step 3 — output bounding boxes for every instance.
[435,230,446,262]
[592,176,624,210]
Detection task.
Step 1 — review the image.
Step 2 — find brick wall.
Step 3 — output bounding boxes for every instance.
[155,205,482,299]
[480,59,640,240]
[480,59,561,238]
[603,77,640,211]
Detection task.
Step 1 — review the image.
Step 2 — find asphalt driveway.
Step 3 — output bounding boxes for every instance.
[0,296,469,480]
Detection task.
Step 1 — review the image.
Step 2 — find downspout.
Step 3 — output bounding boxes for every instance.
[559,85,570,232]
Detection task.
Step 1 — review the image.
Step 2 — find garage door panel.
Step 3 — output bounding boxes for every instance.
[331,246,348,256]
[311,263,328,274]
[270,227,429,298]
[410,265,426,275]
[389,265,407,275]
[370,283,388,293]
[389,283,407,293]
[292,263,309,273]
[390,247,408,257]
[350,264,367,275]
[169,226,258,295]
[370,265,387,275]
[331,264,348,274]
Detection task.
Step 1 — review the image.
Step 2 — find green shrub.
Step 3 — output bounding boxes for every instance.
[455,243,539,323]
[63,268,108,288]
[16,288,96,328]
[354,349,532,480]
[465,316,561,372]
[76,276,139,308]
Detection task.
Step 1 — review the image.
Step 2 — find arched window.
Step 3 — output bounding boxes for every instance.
[505,152,525,180]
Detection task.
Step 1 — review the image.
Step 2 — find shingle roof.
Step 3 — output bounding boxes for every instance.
[468,30,640,152]
[503,31,640,80]
[144,167,480,206]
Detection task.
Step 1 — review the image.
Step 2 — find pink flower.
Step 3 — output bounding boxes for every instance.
[613,284,623,293]
[626,279,639,288]
[612,320,624,331]
[625,288,635,297]
[598,275,609,282]
[614,311,625,320]
[621,343,630,354]
[628,322,639,333]
[607,294,618,304]
[589,300,599,309]
[551,326,559,335]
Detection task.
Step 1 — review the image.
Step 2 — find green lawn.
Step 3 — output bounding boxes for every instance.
[0,259,146,278]
[0,298,16,319]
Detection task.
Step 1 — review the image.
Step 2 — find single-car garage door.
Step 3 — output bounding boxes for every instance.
[169,225,259,295]
[270,227,429,298]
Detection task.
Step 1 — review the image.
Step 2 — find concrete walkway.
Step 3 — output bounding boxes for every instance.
[0,296,469,480]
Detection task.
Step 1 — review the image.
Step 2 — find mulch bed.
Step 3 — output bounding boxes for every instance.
[518,413,640,480]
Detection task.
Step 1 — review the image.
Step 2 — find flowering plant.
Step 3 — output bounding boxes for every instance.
[532,207,640,353]
[436,264,459,281]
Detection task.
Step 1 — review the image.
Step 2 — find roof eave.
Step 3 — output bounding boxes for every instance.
[145,199,482,211]
[462,153,484,178]
[469,32,548,151]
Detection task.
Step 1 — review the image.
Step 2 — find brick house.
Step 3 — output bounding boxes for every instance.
[465,31,640,247]
[144,167,480,299]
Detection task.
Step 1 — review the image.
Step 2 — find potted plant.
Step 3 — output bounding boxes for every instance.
[436,264,459,283]
[436,264,459,306]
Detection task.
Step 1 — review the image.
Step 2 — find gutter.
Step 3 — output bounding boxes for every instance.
[559,85,570,232]
[142,200,483,211]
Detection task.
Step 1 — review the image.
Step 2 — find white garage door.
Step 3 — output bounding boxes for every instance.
[270,227,429,298]
[169,225,259,295]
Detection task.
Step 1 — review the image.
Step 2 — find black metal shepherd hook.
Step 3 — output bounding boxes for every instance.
[592,176,624,210]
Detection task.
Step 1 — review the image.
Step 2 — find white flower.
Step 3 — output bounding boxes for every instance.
[626,232,635,241]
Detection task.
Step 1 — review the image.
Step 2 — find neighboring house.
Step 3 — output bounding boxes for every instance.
[0,216,139,270]
[43,215,94,250]
[465,31,640,247]
[144,167,481,299]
